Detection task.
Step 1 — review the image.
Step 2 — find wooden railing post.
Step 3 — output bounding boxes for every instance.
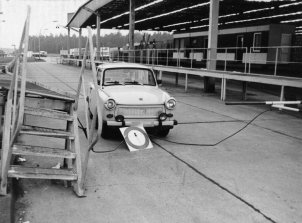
[78,27,105,193]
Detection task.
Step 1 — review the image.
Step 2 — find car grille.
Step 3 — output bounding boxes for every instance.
[116,106,164,118]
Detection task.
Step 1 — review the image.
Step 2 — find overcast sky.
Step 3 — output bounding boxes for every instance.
[0,0,90,48]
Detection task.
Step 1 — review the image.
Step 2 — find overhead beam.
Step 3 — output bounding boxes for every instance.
[82,6,99,16]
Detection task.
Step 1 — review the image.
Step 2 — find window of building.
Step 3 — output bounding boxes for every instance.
[236,35,244,48]
[253,33,262,52]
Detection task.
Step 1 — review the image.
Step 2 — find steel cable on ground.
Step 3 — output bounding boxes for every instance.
[178,100,302,141]
[77,116,126,154]
[151,109,271,147]
[91,139,126,154]
[152,140,278,223]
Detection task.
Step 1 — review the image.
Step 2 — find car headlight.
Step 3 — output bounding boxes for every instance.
[165,98,176,110]
[104,99,116,110]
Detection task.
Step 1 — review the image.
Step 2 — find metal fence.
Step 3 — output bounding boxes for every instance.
[109,46,302,78]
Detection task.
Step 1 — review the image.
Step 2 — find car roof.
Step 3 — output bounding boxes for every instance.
[97,62,152,70]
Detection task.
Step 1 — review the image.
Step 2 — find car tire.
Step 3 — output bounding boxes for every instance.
[95,116,110,139]
[89,109,93,119]
[156,126,170,137]
[101,122,111,139]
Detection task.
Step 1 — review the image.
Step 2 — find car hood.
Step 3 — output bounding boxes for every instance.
[101,85,169,105]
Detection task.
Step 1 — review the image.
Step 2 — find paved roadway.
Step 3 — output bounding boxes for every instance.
[16,60,302,223]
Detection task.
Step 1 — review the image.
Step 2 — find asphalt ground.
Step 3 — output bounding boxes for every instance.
[13,60,302,223]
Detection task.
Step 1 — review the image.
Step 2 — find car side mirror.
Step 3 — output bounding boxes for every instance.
[157,79,162,85]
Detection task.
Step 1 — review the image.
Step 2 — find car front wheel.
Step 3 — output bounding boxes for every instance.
[94,116,111,139]
[156,126,170,137]
[101,122,111,139]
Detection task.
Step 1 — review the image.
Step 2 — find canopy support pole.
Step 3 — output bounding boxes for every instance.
[205,0,219,93]
[129,0,135,62]
[96,14,101,61]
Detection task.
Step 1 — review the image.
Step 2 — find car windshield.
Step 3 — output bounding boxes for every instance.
[103,68,156,86]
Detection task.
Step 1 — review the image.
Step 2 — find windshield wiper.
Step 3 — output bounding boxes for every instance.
[104,81,122,86]
[124,81,143,85]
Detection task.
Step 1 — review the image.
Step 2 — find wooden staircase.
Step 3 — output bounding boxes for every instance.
[1,9,101,197]
[1,92,84,196]
[0,7,84,196]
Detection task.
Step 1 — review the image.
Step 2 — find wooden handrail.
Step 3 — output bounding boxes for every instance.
[10,7,30,146]
[87,28,103,141]
[0,6,31,195]
[11,59,20,131]
[78,27,105,192]
[74,38,89,111]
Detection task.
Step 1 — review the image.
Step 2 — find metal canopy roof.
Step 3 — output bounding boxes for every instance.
[67,0,302,33]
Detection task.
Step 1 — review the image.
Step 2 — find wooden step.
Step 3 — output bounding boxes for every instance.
[20,125,75,139]
[24,107,74,121]
[8,165,77,180]
[12,144,76,159]
[26,90,75,102]
[25,80,75,102]
[25,97,70,111]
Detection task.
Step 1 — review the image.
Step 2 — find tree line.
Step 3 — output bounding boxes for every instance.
[28,32,173,54]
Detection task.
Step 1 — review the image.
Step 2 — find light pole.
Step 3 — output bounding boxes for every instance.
[38,20,58,57]
[0,20,5,52]
[56,25,80,57]
[12,44,16,55]
[39,28,48,52]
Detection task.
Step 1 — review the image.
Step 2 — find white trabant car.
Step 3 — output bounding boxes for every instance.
[87,62,177,138]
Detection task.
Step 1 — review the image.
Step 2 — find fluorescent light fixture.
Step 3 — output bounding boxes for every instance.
[135,3,210,24]
[136,0,163,11]
[220,13,239,18]
[190,24,208,29]
[135,8,187,24]
[163,21,191,28]
[200,18,209,22]
[279,2,302,8]
[189,2,209,9]
[243,7,274,14]
[226,12,302,25]
[101,0,163,24]
[281,18,302,23]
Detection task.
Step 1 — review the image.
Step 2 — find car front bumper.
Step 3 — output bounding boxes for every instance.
[106,119,178,127]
